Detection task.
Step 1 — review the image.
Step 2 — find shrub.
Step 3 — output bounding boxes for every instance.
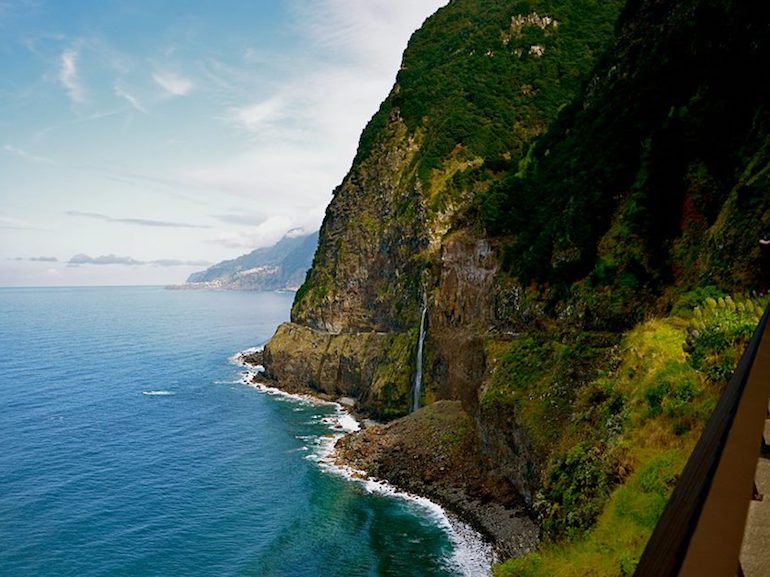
[538,443,617,539]
[684,293,766,382]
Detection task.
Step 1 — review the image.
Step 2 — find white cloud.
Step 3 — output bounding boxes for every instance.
[69,253,143,266]
[3,144,53,164]
[149,258,211,267]
[229,96,284,133]
[29,256,58,262]
[65,210,210,229]
[292,0,447,69]
[214,212,268,226]
[59,48,85,103]
[67,253,211,266]
[0,214,41,230]
[205,214,324,250]
[184,144,337,214]
[153,71,193,96]
[183,0,447,247]
[114,83,147,113]
[0,0,448,286]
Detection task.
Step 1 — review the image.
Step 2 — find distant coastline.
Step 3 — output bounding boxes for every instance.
[175,231,318,292]
[164,283,301,291]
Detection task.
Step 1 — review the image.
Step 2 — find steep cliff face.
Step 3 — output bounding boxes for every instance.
[264,0,624,419]
[292,114,425,334]
[427,231,498,409]
[262,0,770,572]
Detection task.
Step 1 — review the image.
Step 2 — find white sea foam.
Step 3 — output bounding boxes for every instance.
[240,344,265,356]
[142,390,175,396]
[237,366,494,576]
[239,371,337,408]
[230,346,266,370]
[336,413,360,433]
[319,454,496,576]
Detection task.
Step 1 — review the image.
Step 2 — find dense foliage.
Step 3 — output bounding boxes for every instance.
[480,0,770,324]
[355,0,623,183]
[282,0,770,573]
[494,290,767,576]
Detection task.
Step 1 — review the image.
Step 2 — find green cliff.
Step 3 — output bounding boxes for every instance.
[272,0,624,416]
[261,0,770,572]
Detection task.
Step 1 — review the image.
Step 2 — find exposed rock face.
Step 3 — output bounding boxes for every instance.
[258,114,427,420]
[264,0,625,416]
[477,401,540,505]
[427,231,499,409]
[292,113,426,334]
[262,322,416,418]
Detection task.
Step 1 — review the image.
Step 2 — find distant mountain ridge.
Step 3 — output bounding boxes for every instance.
[185,231,318,291]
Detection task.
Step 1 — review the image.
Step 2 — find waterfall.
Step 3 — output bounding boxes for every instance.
[412,305,428,412]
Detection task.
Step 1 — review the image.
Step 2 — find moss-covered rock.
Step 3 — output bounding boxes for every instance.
[262,322,415,418]
[264,0,624,437]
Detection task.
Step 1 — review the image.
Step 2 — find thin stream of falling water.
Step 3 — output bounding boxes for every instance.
[412,305,428,412]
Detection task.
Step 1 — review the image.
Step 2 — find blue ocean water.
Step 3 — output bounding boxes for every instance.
[0,286,489,577]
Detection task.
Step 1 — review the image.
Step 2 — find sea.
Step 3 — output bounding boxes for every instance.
[0,286,492,577]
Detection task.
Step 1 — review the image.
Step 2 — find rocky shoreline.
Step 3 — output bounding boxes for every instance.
[238,349,540,560]
[334,402,540,560]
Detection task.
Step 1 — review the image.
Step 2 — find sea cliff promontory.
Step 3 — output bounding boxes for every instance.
[258,0,770,573]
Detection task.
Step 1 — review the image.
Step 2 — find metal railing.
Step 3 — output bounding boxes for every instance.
[633,306,770,576]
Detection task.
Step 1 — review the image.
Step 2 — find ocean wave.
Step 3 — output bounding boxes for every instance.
[238,372,339,409]
[229,346,266,370]
[142,390,175,396]
[312,432,495,577]
[238,368,493,576]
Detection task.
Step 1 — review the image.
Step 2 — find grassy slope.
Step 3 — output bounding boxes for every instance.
[492,292,766,576]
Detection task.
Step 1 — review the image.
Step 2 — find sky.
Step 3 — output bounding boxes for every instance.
[0,0,447,286]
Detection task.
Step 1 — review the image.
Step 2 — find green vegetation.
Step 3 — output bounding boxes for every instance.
[496,450,685,577]
[368,330,419,419]
[479,0,770,327]
[289,0,625,412]
[685,294,765,381]
[276,0,770,570]
[483,332,616,458]
[493,290,766,576]
[357,0,623,189]
[538,443,618,539]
